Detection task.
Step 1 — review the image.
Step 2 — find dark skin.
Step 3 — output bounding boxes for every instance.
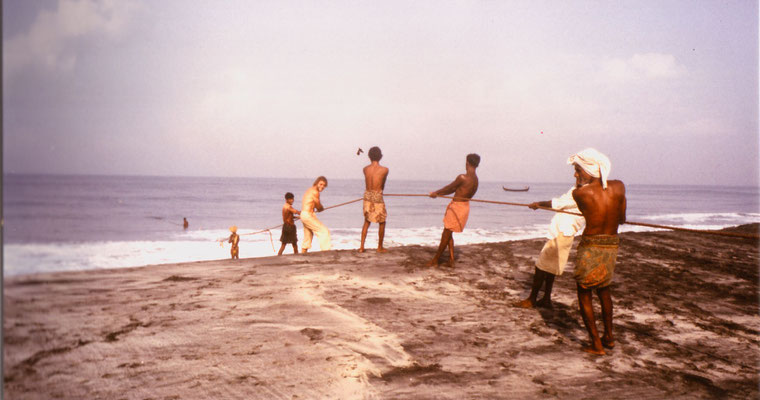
[229,232,240,260]
[426,160,478,268]
[572,164,626,355]
[512,197,573,309]
[359,160,389,253]
[277,198,300,255]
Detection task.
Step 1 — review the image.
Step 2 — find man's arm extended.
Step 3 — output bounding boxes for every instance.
[430,175,463,198]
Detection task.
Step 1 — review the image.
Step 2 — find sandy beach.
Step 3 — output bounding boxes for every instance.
[4,225,758,399]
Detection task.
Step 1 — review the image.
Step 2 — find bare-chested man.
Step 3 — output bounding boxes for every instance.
[278,192,300,255]
[360,146,390,253]
[427,153,480,268]
[301,176,331,253]
[569,148,626,355]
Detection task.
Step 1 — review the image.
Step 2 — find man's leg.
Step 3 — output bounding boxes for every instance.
[427,228,452,266]
[301,225,313,253]
[447,236,455,267]
[377,221,387,252]
[536,273,556,308]
[291,242,299,254]
[514,267,548,308]
[278,243,286,256]
[359,220,371,253]
[577,284,605,355]
[597,286,614,348]
[313,219,332,251]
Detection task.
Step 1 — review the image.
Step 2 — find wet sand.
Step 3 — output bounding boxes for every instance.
[4,225,759,399]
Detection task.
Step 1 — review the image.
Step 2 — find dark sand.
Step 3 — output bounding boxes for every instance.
[4,225,759,399]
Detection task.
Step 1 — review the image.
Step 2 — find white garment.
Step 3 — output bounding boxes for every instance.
[546,187,585,239]
[567,148,612,189]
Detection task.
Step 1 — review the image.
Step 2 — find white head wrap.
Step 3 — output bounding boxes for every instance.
[567,148,612,189]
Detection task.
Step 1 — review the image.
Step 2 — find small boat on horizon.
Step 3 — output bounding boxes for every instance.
[502,186,530,192]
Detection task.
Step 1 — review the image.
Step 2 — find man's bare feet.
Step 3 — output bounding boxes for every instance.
[376,247,388,253]
[602,336,615,349]
[358,248,365,253]
[513,299,534,308]
[536,298,553,309]
[426,259,438,267]
[582,344,606,355]
[301,249,309,254]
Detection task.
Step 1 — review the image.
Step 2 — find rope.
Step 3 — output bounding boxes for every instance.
[217,197,364,249]
[384,193,760,240]
[323,197,363,210]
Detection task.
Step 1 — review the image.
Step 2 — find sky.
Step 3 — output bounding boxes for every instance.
[3,0,758,186]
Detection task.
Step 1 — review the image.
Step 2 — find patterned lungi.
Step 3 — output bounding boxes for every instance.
[363,190,387,223]
[574,235,619,289]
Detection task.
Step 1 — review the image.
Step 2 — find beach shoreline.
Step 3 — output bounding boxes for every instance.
[4,225,759,399]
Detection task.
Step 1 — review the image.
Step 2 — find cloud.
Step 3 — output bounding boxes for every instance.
[601,53,686,83]
[3,0,139,82]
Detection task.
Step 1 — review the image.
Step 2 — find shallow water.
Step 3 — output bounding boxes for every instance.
[3,174,759,275]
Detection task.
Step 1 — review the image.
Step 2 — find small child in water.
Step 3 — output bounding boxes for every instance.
[278,192,300,255]
[228,225,240,259]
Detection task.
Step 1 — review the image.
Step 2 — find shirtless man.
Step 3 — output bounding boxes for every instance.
[360,146,390,253]
[568,148,626,355]
[278,192,300,255]
[427,153,480,267]
[301,176,331,253]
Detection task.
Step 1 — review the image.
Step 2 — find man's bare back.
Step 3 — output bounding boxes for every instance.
[363,163,389,192]
[573,179,626,235]
[567,153,626,355]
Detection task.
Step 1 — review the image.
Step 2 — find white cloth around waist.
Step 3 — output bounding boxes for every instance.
[546,186,585,239]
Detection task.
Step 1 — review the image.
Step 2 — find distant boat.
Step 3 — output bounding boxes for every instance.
[503,186,530,192]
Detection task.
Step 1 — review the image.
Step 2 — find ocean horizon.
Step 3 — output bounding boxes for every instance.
[4,173,759,276]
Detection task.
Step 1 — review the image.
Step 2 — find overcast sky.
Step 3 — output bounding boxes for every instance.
[3,0,758,185]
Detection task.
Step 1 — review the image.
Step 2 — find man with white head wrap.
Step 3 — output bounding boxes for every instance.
[569,148,626,355]
[567,148,612,189]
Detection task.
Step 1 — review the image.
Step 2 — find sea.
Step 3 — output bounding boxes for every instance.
[3,174,759,276]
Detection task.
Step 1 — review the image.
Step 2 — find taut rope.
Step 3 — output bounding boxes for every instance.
[383,193,760,240]
[219,197,365,249]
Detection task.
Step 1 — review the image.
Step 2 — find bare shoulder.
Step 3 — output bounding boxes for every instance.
[608,180,626,194]
[572,184,594,202]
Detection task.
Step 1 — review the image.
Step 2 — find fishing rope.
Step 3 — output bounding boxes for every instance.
[218,197,365,251]
[383,193,760,240]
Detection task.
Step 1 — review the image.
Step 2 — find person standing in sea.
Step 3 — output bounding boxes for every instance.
[513,185,585,309]
[568,148,626,355]
[228,225,240,260]
[300,176,331,253]
[426,153,480,268]
[359,146,390,253]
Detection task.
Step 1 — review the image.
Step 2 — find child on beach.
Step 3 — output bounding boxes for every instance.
[278,192,300,255]
[228,226,240,259]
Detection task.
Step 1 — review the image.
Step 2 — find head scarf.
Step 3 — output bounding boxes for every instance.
[229,225,238,233]
[567,148,612,189]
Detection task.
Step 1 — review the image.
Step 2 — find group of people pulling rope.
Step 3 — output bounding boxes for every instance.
[208,146,754,355]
